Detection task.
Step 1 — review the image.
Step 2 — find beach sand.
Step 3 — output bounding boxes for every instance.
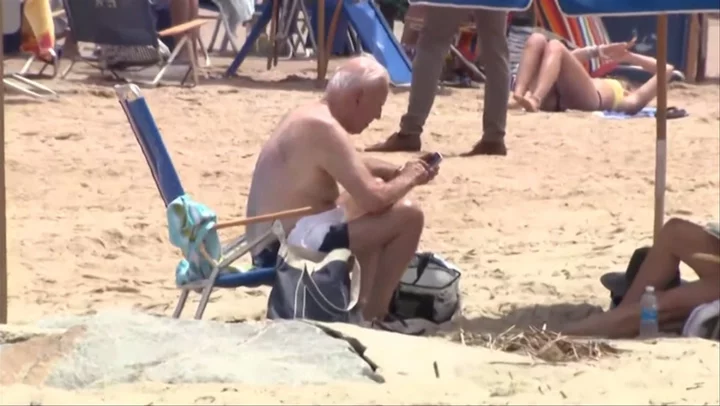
[1,17,719,405]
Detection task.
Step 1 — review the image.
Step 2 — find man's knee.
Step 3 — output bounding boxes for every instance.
[395,199,424,231]
[662,217,701,238]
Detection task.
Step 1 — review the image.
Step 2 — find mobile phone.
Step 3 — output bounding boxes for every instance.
[424,152,443,168]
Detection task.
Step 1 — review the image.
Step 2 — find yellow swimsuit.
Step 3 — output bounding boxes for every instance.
[604,79,626,110]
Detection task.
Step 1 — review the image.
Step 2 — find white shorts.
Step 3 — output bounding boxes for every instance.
[287,207,348,252]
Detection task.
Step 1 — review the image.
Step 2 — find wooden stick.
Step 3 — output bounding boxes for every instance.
[323,0,343,64]
[316,0,326,86]
[215,206,317,230]
[685,14,700,83]
[323,0,344,77]
[0,0,7,325]
[158,19,212,38]
[267,0,281,70]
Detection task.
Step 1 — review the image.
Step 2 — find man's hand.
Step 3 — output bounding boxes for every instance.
[400,159,439,186]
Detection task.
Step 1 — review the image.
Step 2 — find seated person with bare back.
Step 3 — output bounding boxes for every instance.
[245,55,439,322]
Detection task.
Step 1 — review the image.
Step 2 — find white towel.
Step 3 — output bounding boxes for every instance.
[683,299,720,338]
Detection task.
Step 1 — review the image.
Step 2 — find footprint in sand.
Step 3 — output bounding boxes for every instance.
[53,132,83,141]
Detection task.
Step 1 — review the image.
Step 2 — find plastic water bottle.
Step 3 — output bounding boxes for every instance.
[639,286,659,338]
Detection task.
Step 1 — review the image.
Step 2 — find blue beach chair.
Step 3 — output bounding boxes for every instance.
[115,83,298,319]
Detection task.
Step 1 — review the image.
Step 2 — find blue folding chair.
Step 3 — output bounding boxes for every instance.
[115,83,286,319]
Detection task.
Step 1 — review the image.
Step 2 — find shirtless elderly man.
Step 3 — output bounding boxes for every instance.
[246,55,439,321]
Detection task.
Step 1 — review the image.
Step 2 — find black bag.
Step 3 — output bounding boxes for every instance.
[266,244,361,323]
[388,252,462,324]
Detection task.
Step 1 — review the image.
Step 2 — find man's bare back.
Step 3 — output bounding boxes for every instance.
[246,103,346,244]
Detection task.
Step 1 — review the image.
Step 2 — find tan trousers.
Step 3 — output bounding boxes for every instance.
[400,8,510,142]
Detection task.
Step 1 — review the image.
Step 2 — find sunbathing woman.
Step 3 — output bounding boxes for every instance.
[510,33,673,114]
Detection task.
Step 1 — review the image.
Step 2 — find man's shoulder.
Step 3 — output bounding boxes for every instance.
[290,105,345,142]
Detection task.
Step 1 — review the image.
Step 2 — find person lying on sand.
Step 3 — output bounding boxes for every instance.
[509,33,674,114]
[562,218,720,338]
[245,54,439,322]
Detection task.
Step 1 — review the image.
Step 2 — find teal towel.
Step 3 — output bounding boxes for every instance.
[167,194,233,286]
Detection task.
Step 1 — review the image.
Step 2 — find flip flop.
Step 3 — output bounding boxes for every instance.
[660,107,688,120]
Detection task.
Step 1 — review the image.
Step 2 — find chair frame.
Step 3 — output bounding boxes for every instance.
[61,0,212,87]
[116,83,299,319]
[200,1,240,55]
[2,0,59,98]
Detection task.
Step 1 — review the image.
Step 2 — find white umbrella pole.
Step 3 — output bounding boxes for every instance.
[653,15,669,242]
[0,0,7,324]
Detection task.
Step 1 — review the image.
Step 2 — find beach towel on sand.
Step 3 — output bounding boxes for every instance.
[167,195,239,286]
[594,107,688,120]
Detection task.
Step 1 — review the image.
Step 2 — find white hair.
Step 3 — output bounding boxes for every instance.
[324,53,389,98]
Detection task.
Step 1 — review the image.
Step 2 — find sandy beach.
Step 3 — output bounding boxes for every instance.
[1,16,719,405]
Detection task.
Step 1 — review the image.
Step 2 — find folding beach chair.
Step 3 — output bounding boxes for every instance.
[2,0,58,98]
[62,0,211,87]
[115,83,312,319]
[15,6,68,79]
[200,0,240,55]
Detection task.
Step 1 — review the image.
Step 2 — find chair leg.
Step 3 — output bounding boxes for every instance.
[208,17,222,52]
[194,283,215,320]
[187,34,200,87]
[145,36,189,87]
[3,78,45,98]
[60,59,76,79]
[10,74,57,96]
[19,56,37,76]
[197,37,211,67]
[173,289,190,318]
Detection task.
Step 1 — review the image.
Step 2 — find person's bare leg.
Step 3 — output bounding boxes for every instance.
[354,250,381,319]
[169,0,200,62]
[563,218,720,338]
[512,33,547,101]
[620,218,720,307]
[521,39,598,112]
[563,280,720,338]
[347,200,424,320]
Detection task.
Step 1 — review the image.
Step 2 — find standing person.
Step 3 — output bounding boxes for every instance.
[366,6,510,156]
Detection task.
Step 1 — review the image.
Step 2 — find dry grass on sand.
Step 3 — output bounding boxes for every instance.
[448,325,625,363]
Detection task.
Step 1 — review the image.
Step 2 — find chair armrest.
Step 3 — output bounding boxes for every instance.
[158,18,213,38]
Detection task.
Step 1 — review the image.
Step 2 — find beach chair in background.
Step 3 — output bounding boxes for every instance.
[115,84,314,319]
[200,0,241,55]
[61,0,211,87]
[2,0,58,98]
[17,8,68,79]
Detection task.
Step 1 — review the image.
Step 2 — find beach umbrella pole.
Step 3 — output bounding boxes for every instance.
[653,15,668,242]
[0,0,7,324]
